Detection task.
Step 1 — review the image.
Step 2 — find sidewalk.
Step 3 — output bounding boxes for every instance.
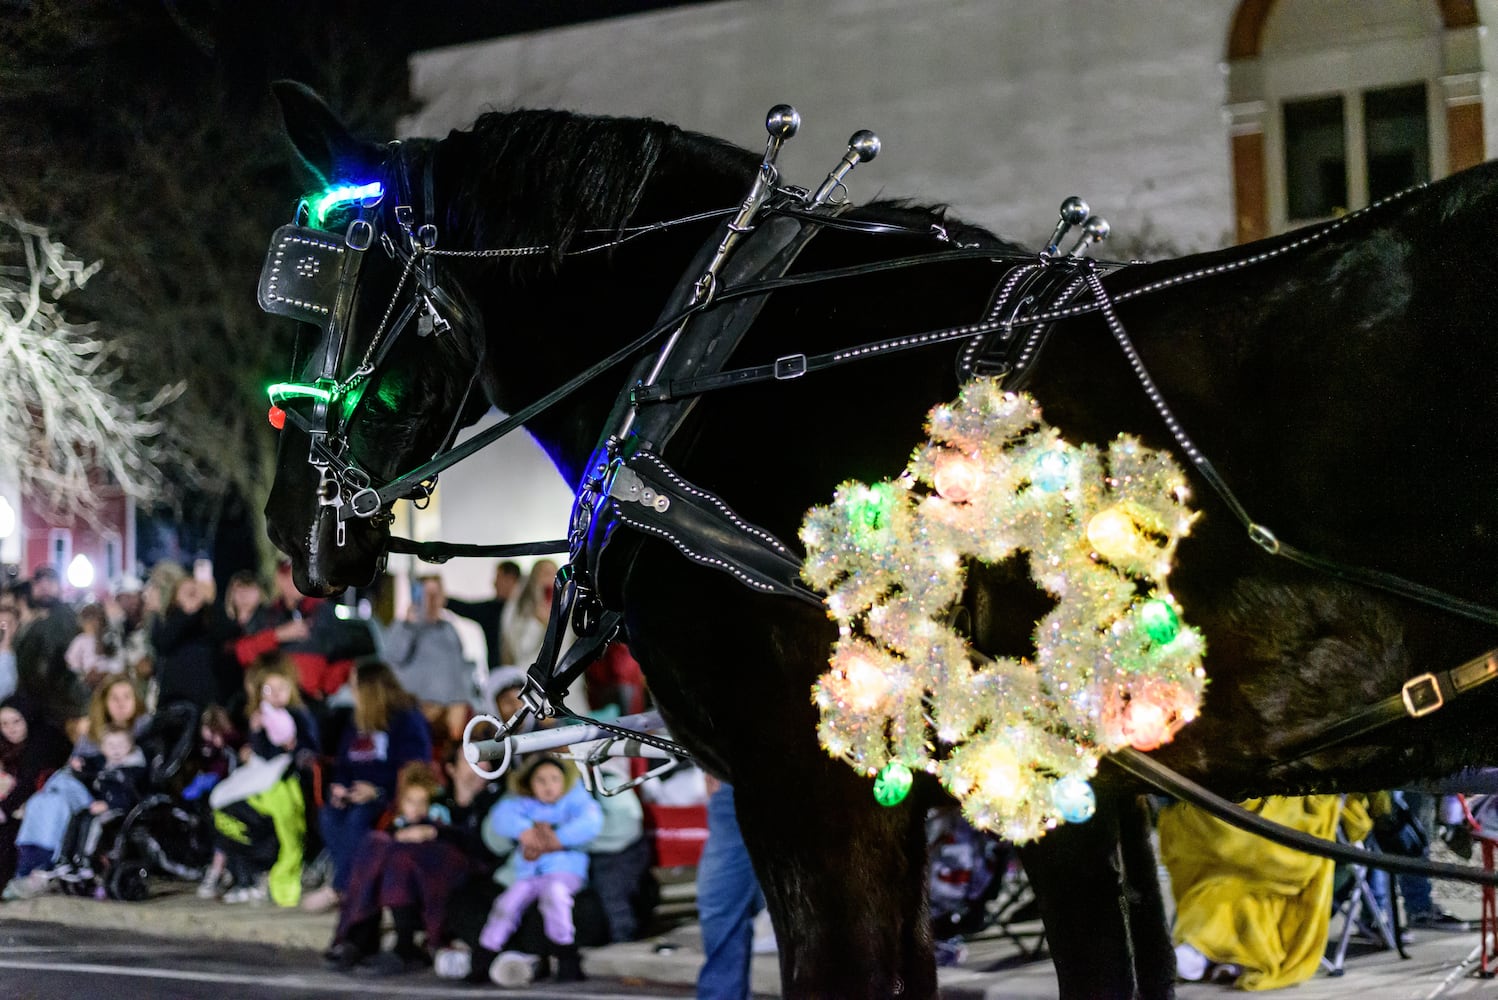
[1,881,1493,998]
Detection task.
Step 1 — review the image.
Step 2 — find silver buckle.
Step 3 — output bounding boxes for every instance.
[774,354,808,380]
[1400,673,1443,718]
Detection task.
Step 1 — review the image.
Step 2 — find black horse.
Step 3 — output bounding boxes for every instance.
[262,82,1498,999]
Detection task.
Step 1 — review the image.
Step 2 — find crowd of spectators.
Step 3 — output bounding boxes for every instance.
[0,558,667,987]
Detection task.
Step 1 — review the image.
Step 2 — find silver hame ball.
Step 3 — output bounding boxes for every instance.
[766,105,801,139]
[1059,196,1090,226]
[849,130,881,162]
[1082,216,1110,241]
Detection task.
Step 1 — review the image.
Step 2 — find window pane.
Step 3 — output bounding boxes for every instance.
[1284,96,1347,221]
[1364,83,1429,202]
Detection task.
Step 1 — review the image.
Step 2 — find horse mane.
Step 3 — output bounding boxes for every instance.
[434,108,1016,270]
[440,108,755,271]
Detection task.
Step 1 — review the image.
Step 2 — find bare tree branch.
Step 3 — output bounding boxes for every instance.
[0,212,182,518]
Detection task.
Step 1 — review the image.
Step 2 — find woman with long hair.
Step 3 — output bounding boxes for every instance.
[499,561,557,670]
[3,677,151,898]
[0,697,70,884]
[302,660,432,913]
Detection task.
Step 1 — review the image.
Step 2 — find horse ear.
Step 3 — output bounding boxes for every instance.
[272,80,382,186]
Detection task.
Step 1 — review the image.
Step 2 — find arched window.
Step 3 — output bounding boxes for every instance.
[1225,0,1487,242]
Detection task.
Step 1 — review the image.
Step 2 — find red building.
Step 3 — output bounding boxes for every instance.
[3,476,134,603]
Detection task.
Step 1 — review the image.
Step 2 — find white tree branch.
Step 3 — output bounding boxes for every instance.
[0,212,181,518]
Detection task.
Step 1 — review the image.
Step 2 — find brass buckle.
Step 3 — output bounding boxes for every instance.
[1400,673,1444,718]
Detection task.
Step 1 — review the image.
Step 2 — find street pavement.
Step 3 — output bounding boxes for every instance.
[0,877,1493,998]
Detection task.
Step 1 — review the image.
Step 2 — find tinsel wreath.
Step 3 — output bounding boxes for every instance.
[799,379,1206,842]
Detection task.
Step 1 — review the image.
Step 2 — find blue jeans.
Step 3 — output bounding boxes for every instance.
[696,784,764,1000]
[319,799,385,891]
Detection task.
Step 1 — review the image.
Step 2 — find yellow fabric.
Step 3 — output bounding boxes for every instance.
[246,776,306,908]
[1160,795,1364,991]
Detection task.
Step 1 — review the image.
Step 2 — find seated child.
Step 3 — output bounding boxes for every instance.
[476,755,602,984]
[55,726,147,880]
[392,761,452,836]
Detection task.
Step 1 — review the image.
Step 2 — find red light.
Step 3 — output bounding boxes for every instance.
[268,405,286,430]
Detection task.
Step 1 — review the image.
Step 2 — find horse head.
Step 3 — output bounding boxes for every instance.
[263,82,490,595]
[261,82,765,596]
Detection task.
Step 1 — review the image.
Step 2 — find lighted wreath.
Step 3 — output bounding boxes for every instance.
[799,380,1206,842]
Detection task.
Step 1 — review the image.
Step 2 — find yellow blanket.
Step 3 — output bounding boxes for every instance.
[1160,795,1372,991]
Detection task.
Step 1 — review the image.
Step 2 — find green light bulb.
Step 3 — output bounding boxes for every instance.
[1139,598,1181,645]
[847,483,896,544]
[872,761,913,806]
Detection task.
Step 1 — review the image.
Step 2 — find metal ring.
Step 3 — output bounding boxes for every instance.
[1247,523,1280,555]
[346,219,374,252]
[348,487,382,518]
[461,713,511,780]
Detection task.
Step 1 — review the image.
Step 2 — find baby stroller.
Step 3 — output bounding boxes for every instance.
[54,702,216,901]
[927,805,1043,965]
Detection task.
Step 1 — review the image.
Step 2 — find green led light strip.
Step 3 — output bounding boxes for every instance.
[267,382,334,405]
[310,181,383,226]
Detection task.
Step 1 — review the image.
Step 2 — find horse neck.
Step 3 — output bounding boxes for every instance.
[474,147,757,486]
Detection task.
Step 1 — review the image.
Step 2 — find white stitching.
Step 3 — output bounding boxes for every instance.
[633,453,792,555]
[614,507,779,592]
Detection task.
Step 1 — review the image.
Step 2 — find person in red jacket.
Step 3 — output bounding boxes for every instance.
[234,561,352,705]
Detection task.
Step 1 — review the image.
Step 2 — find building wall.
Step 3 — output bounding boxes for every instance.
[19,488,132,602]
[404,0,1241,254]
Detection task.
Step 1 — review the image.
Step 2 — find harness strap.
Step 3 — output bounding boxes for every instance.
[957,259,1093,388]
[386,535,568,562]
[363,296,715,511]
[1112,747,1498,886]
[1274,648,1498,766]
[605,451,822,607]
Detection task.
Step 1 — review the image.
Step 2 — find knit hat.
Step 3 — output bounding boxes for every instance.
[507,753,579,798]
[485,666,527,705]
[260,702,296,748]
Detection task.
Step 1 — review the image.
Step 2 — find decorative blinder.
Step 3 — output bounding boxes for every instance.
[257,224,359,328]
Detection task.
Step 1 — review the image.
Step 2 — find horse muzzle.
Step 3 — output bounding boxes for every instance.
[268,504,386,597]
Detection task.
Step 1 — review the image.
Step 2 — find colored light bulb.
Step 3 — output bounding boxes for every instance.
[873,761,913,806]
[268,405,286,430]
[838,649,891,711]
[846,483,896,543]
[1051,775,1096,823]
[1123,698,1171,751]
[1087,505,1145,564]
[1139,599,1181,645]
[979,744,1023,801]
[1031,449,1073,492]
[932,449,981,503]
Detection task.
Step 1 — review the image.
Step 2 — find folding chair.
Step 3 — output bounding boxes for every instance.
[1458,795,1497,979]
[1323,799,1406,976]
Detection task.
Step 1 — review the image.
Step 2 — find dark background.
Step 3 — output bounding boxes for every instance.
[0,0,704,575]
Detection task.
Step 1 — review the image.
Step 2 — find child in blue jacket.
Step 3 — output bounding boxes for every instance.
[478,755,602,982]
